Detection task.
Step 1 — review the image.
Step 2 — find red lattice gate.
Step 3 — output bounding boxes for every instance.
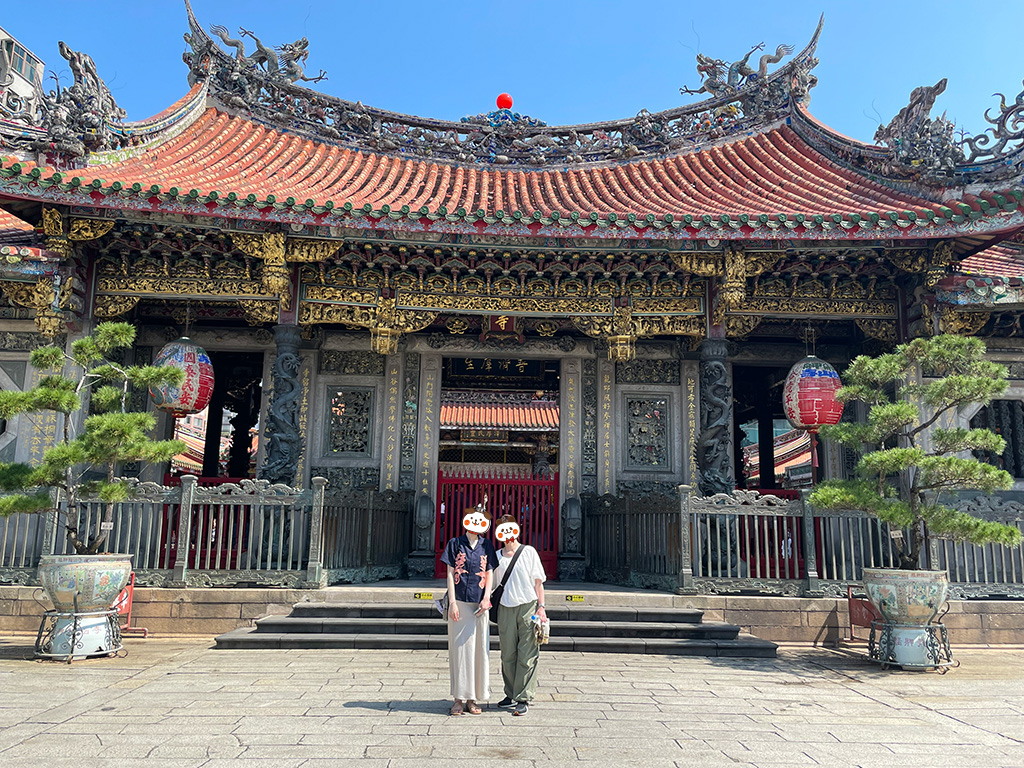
[435,467,559,578]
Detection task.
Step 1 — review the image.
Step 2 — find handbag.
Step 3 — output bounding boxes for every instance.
[433,592,449,619]
[489,544,525,624]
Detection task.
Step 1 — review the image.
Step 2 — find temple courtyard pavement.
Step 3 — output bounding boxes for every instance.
[0,637,1022,768]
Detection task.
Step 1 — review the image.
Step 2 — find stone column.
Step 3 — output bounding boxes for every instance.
[259,325,303,486]
[697,339,734,495]
[407,352,440,578]
[597,357,616,495]
[380,353,403,491]
[697,338,741,575]
[559,357,585,580]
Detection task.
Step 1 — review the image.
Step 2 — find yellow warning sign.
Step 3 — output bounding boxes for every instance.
[565,594,585,602]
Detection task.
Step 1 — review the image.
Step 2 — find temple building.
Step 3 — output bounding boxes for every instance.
[1,4,1023,581]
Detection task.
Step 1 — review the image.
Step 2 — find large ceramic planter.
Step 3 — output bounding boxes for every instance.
[37,554,132,659]
[862,567,949,668]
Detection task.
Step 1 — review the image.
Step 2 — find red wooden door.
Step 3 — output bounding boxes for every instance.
[435,467,559,578]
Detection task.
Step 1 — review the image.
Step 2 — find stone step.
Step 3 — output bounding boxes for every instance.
[214,627,777,657]
[252,615,740,640]
[287,602,705,624]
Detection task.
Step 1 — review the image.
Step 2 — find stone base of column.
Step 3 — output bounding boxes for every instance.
[558,554,586,582]
[406,553,436,580]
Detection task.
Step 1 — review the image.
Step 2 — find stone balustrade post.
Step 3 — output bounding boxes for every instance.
[170,474,197,587]
[799,489,822,595]
[303,476,327,588]
[677,484,695,593]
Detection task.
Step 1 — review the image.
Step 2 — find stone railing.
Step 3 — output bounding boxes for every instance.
[582,488,1024,599]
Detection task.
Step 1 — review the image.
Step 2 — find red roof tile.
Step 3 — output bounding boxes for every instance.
[3,108,952,222]
[960,245,1024,278]
[441,399,559,431]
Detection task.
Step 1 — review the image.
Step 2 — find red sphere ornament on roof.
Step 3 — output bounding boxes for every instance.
[782,356,844,434]
[496,93,513,110]
[149,338,215,418]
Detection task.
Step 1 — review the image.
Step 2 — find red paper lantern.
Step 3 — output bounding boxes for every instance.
[149,338,215,418]
[782,356,844,434]
[496,93,513,110]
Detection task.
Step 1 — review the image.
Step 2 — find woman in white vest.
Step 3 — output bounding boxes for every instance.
[492,514,547,717]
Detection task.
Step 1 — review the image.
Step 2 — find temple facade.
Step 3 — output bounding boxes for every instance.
[1,5,1023,581]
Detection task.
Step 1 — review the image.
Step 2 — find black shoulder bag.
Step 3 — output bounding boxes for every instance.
[489,545,525,624]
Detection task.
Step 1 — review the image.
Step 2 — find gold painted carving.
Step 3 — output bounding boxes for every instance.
[395,292,614,316]
[928,240,955,289]
[938,306,989,336]
[286,238,342,263]
[887,244,951,287]
[737,297,897,318]
[239,299,279,325]
[887,248,928,273]
[68,219,115,242]
[41,207,70,260]
[94,294,140,318]
[0,277,71,338]
[445,317,469,335]
[535,320,558,337]
[302,285,379,304]
[231,232,292,308]
[855,318,897,343]
[41,207,63,237]
[668,252,722,277]
[725,315,762,338]
[720,246,747,311]
[574,305,703,361]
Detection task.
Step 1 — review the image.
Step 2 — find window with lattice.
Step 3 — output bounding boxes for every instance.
[325,387,374,457]
[624,396,671,471]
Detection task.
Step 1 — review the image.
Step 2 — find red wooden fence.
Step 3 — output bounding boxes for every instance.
[435,467,559,578]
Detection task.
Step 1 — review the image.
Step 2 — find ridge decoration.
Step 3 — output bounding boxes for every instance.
[182,2,822,167]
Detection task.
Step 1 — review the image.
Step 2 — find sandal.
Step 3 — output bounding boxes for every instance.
[466,701,482,714]
[450,700,464,716]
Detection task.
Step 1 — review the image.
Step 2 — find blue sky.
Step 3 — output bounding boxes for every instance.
[2,1,1018,143]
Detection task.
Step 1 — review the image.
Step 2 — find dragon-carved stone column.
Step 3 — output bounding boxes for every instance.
[697,338,744,575]
[260,324,303,485]
[697,338,734,496]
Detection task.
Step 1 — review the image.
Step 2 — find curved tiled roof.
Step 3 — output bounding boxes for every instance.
[960,245,1024,278]
[441,399,559,432]
[0,108,972,219]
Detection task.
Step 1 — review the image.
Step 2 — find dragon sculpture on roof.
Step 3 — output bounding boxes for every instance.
[681,42,795,99]
[209,24,326,84]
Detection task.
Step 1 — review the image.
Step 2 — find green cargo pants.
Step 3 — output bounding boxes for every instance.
[497,599,539,703]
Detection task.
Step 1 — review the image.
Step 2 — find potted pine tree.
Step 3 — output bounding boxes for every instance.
[0,322,184,659]
[810,334,1022,667]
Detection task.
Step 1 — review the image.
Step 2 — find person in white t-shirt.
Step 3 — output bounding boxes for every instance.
[492,513,547,717]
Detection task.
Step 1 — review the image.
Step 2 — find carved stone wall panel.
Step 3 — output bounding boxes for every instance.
[581,358,598,495]
[381,355,402,490]
[560,358,582,504]
[683,361,699,486]
[598,358,615,495]
[400,352,420,489]
[616,359,681,385]
[315,466,381,494]
[415,354,441,503]
[624,396,671,470]
[325,387,373,456]
[319,350,386,376]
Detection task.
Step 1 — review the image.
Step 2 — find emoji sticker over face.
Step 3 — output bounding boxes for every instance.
[462,509,490,534]
[495,521,520,542]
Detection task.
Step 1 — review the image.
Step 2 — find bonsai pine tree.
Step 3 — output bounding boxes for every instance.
[0,322,185,555]
[810,334,1022,570]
